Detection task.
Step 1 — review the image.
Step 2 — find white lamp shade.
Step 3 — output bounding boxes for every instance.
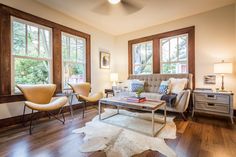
[110,73,118,82]
[108,0,121,4]
[214,62,233,74]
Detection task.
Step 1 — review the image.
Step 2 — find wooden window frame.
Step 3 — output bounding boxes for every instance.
[11,17,53,94]
[128,26,195,87]
[132,40,153,75]
[0,4,91,103]
[61,32,87,89]
[159,33,189,74]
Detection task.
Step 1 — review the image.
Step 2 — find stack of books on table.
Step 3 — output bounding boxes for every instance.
[126,96,146,103]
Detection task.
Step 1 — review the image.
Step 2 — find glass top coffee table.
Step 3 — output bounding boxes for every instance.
[99,97,166,137]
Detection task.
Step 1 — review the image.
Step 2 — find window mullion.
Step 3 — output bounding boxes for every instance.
[76,39,78,62]
[68,37,71,60]
[25,24,28,55]
[177,37,179,62]
[38,28,40,57]
[168,39,170,67]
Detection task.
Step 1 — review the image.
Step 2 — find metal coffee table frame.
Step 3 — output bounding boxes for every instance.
[98,98,167,137]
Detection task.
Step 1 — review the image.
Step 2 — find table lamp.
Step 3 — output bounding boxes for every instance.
[214,60,233,91]
[110,73,118,88]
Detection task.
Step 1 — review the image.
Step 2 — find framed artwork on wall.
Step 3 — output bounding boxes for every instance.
[100,51,110,69]
[204,75,216,84]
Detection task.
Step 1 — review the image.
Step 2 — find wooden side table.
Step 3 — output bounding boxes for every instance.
[192,90,234,124]
[56,88,78,119]
[105,89,114,98]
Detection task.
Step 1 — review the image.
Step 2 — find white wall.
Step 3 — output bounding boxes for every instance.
[0,1,236,119]
[0,0,115,119]
[114,4,236,108]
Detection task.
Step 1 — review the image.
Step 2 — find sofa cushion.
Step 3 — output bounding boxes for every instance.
[169,78,188,94]
[158,80,171,94]
[128,74,193,93]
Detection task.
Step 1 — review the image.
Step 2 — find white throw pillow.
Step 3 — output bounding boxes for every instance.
[119,79,144,92]
[169,78,188,94]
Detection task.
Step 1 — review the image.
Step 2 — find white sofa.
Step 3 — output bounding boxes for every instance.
[115,74,193,119]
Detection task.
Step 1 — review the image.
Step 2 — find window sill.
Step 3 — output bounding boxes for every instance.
[0,94,25,103]
[0,92,64,104]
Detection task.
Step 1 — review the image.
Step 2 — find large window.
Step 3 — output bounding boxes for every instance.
[62,32,86,88]
[160,34,188,74]
[11,17,52,93]
[128,27,194,77]
[132,41,153,75]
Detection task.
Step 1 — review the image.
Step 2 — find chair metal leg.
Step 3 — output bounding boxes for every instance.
[22,104,26,126]
[46,112,51,119]
[47,107,65,124]
[82,101,86,118]
[181,112,187,121]
[61,110,65,124]
[29,109,34,135]
[60,107,65,124]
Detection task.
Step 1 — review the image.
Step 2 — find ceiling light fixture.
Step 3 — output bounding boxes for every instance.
[108,0,121,5]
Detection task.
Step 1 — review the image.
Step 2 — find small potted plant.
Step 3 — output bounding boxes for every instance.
[136,87,144,98]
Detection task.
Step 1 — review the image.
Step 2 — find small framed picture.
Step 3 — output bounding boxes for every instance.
[100,51,110,69]
[204,75,216,84]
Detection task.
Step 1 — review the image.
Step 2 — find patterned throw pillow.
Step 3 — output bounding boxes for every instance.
[158,80,170,94]
[130,81,144,92]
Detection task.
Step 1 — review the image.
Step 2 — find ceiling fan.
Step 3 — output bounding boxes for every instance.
[92,0,145,15]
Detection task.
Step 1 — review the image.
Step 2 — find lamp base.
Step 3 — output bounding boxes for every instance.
[216,88,230,93]
[217,89,228,92]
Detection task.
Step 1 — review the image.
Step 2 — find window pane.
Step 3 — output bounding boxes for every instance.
[27,25,39,57]
[132,41,153,74]
[161,63,177,74]
[77,39,85,62]
[161,63,171,74]
[13,21,26,55]
[62,35,69,60]
[39,29,50,58]
[134,65,152,75]
[178,36,187,61]
[160,34,188,74]
[177,62,188,73]
[161,40,169,62]
[63,63,85,87]
[12,18,53,93]
[62,33,87,88]
[133,44,141,65]
[70,37,77,62]
[170,38,177,61]
[14,58,49,86]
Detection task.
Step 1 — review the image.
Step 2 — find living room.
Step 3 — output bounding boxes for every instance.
[0,0,236,157]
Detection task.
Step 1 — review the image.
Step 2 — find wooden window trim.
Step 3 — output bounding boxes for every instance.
[128,26,195,87]
[0,4,91,103]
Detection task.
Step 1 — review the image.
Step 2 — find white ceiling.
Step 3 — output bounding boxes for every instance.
[36,0,235,35]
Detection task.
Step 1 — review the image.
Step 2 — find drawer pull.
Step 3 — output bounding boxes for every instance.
[206,95,216,99]
[208,103,215,106]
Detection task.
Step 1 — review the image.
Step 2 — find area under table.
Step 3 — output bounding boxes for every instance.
[98,97,167,137]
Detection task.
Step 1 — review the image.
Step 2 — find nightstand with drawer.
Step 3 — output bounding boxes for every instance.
[192,90,234,124]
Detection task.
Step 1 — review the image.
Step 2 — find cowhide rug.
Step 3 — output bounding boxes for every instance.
[72,109,177,157]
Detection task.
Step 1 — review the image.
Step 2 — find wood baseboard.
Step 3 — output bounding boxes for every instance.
[0,102,96,128]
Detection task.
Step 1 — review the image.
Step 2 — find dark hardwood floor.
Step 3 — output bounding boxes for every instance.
[0,107,235,157]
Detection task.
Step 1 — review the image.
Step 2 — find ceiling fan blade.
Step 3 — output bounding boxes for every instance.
[121,0,143,14]
[92,1,112,15]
